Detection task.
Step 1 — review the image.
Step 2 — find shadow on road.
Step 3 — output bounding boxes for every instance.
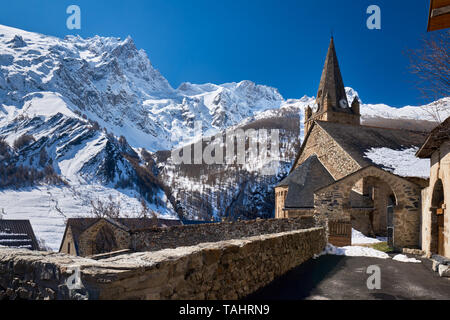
[245,255,346,300]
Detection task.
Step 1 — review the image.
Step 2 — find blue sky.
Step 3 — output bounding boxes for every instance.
[0,0,439,107]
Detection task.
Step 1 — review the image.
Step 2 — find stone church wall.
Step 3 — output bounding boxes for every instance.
[295,125,361,180]
[0,227,326,300]
[422,140,450,258]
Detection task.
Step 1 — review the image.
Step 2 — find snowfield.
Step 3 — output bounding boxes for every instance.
[0,185,177,251]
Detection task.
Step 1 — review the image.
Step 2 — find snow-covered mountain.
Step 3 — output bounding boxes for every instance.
[0,24,449,250]
[1,24,448,151]
[0,90,177,250]
[0,24,285,152]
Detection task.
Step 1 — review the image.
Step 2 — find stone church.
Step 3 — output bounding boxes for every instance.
[275,38,429,249]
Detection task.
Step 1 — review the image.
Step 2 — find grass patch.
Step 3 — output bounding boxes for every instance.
[370,242,394,253]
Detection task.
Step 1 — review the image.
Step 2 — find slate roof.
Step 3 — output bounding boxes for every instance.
[416,116,450,158]
[0,220,39,250]
[277,155,335,208]
[59,218,181,254]
[316,121,429,168]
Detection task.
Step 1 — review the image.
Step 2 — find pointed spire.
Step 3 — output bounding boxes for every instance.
[351,96,360,115]
[316,37,349,113]
[305,105,312,120]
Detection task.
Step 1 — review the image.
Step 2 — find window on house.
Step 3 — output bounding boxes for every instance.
[68,242,71,254]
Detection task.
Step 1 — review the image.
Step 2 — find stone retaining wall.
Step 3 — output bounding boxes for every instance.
[0,227,326,300]
[131,216,317,252]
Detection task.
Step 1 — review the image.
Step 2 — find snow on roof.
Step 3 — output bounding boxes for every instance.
[364,147,430,179]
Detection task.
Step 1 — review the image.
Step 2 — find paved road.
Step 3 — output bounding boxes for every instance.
[246,254,450,300]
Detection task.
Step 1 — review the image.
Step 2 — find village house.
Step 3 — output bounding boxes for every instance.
[427,0,450,32]
[0,220,39,251]
[59,217,181,257]
[275,38,430,249]
[417,117,450,258]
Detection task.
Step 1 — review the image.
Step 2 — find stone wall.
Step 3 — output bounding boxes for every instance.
[349,209,372,236]
[283,209,315,218]
[0,227,326,300]
[131,216,317,252]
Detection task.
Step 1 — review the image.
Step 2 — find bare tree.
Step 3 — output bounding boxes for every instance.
[407,30,450,122]
[90,195,121,218]
[138,198,158,226]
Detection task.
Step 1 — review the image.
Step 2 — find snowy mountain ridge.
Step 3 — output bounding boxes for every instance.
[0,24,286,152]
[1,24,448,153]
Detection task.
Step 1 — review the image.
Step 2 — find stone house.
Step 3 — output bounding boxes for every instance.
[275,38,429,249]
[0,220,39,251]
[59,218,181,257]
[417,117,450,258]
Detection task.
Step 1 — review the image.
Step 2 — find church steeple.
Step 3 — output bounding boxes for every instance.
[304,37,360,134]
[317,37,349,112]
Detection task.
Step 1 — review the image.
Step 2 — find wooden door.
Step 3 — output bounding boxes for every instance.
[437,211,444,256]
[387,205,394,247]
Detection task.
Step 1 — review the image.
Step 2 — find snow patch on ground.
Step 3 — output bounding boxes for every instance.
[318,245,423,264]
[317,244,390,259]
[364,147,430,178]
[392,254,421,263]
[352,229,383,244]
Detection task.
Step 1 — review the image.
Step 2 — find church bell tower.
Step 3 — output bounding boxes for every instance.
[305,37,360,134]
